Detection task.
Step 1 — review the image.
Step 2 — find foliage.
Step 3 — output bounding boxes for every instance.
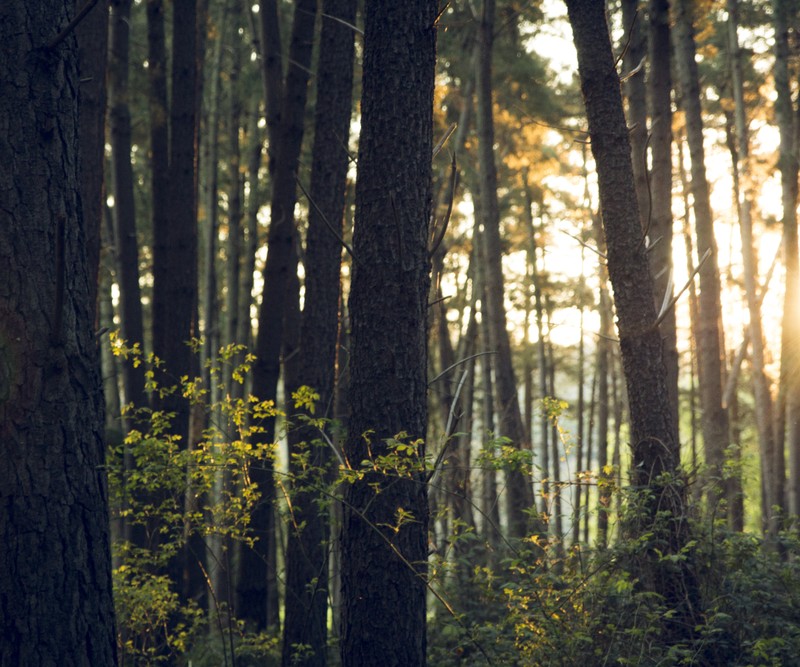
[108,339,282,663]
[428,492,800,666]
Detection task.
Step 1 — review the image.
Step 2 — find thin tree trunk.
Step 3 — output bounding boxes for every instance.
[647,0,679,431]
[281,2,356,663]
[773,0,800,519]
[727,0,782,539]
[242,0,317,631]
[476,0,535,539]
[77,0,109,322]
[594,213,612,548]
[566,0,701,635]
[109,0,147,416]
[673,0,730,512]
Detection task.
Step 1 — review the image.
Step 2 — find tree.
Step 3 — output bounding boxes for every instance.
[0,2,117,663]
[76,0,109,321]
[339,3,437,665]
[476,0,536,539]
[281,0,357,664]
[726,0,782,539]
[672,0,731,519]
[109,0,147,418]
[565,0,700,637]
[647,0,679,431]
[773,0,800,519]
[239,0,317,631]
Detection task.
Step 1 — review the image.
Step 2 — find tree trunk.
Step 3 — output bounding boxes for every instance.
[109,0,147,416]
[727,0,783,540]
[77,0,109,323]
[566,0,700,635]
[672,0,730,513]
[242,0,317,631]
[0,3,117,662]
[339,3,437,664]
[476,0,535,539]
[773,0,800,519]
[281,1,356,664]
[620,0,648,231]
[647,0,679,432]
[593,214,612,547]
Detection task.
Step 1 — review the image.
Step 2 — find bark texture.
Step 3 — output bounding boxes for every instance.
[565,0,699,636]
[340,3,437,665]
[0,2,117,663]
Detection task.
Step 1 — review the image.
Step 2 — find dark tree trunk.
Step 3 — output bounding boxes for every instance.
[339,3,437,665]
[151,0,199,441]
[77,0,109,324]
[281,2,357,664]
[647,0,679,433]
[241,0,317,631]
[566,0,700,636]
[0,2,117,663]
[620,0,648,230]
[109,0,147,417]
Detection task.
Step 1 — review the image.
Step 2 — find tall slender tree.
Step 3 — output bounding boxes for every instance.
[727,0,783,539]
[565,0,700,638]
[281,1,357,664]
[240,0,317,630]
[476,0,536,539]
[672,0,731,516]
[774,0,800,518]
[109,0,147,419]
[340,3,437,665]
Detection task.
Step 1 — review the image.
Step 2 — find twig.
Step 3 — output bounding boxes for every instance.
[295,177,358,263]
[429,350,496,385]
[433,122,457,160]
[427,370,469,485]
[560,229,606,260]
[428,153,458,258]
[320,11,364,36]
[653,248,711,330]
[48,0,102,49]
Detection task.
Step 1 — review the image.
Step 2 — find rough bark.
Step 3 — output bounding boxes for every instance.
[672,0,730,512]
[281,1,356,664]
[620,0,648,231]
[566,0,700,634]
[339,3,437,665]
[0,2,117,663]
[476,0,535,539]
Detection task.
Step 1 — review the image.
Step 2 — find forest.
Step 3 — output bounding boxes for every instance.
[3,0,800,665]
